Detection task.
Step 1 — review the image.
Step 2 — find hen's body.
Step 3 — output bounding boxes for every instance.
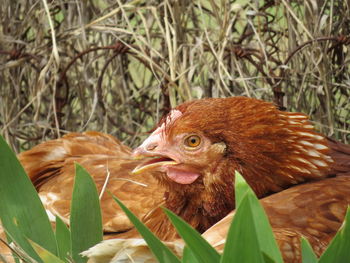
[83,132,350,263]
[85,136,350,263]
[18,131,164,232]
[204,163,350,262]
[1,97,350,263]
[0,132,164,262]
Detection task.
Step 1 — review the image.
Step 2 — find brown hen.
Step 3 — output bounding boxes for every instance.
[0,132,164,261]
[92,97,349,262]
[203,167,350,262]
[18,131,164,232]
[1,97,350,263]
[131,97,337,238]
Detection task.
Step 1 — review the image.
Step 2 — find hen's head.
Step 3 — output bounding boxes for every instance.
[133,97,333,218]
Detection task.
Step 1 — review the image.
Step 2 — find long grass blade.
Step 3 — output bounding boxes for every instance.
[319,207,350,263]
[301,237,318,263]
[55,216,71,261]
[29,240,65,263]
[70,164,103,263]
[0,135,57,261]
[163,208,220,263]
[112,196,180,263]
[221,172,283,263]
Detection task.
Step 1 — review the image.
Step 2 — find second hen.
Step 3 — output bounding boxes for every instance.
[1,132,165,261]
[18,131,164,233]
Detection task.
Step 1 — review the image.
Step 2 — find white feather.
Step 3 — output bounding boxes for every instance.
[311,159,328,167]
[81,238,184,263]
[314,143,328,150]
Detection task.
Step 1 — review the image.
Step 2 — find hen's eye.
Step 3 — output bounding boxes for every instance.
[184,135,201,148]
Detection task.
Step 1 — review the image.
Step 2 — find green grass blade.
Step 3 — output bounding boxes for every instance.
[220,196,265,263]
[112,196,181,263]
[163,208,220,263]
[182,246,199,263]
[0,135,57,261]
[29,240,65,263]
[319,207,350,263]
[262,252,277,263]
[234,170,250,207]
[221,172,283,263]
[301,237,318,263]
[70,164,103,263]
[55,216,71,261]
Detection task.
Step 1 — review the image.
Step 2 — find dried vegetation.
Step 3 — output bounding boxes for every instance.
[0,0,349,152]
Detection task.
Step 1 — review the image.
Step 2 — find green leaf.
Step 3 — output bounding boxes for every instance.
[182,246,199,263]
[262,252,278,263]
[0,135,57,261]
[29,240,65,263]
[163,208,220,263]
[70,164,103,263]
[220,196,265,263]
[234,170,250,207]
[301,237,318,263]
[221,172,283,263]
[112,196,181,263]
[319,207,350,263]
[55,216,71,261]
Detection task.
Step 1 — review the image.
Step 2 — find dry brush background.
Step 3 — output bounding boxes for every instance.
[0,0,349,153]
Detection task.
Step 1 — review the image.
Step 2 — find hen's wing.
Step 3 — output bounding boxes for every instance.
[202,175,350,262]
[18,131,164,232]
[202,138,350,262]
[327,138,350,176]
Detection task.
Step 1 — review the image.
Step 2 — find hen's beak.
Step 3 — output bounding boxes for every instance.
[132,156,177,174]
[131,132,178,174]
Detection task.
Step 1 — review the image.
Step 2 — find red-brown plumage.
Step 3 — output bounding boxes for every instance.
[1,97,349,263]
[203,169,350,262]
[15,131,163,232]
[132,97,336,241]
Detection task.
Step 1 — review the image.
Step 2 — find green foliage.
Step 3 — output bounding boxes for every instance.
[164,208,220,263]
[112,196,181,263]
[0,135,103,263]
[319,207,350,263]
[29,240,65,263]
[0,135,56,262]
[55,216,71,261]
[181,247,199,263]
[70,164,103,263]
[301,237,318,263]
[223,172,283,263]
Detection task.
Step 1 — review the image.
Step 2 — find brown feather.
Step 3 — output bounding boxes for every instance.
[203,175,350,262]
[18,131,164,232]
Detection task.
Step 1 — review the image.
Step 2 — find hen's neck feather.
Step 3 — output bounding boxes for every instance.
[173,97,333,189]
